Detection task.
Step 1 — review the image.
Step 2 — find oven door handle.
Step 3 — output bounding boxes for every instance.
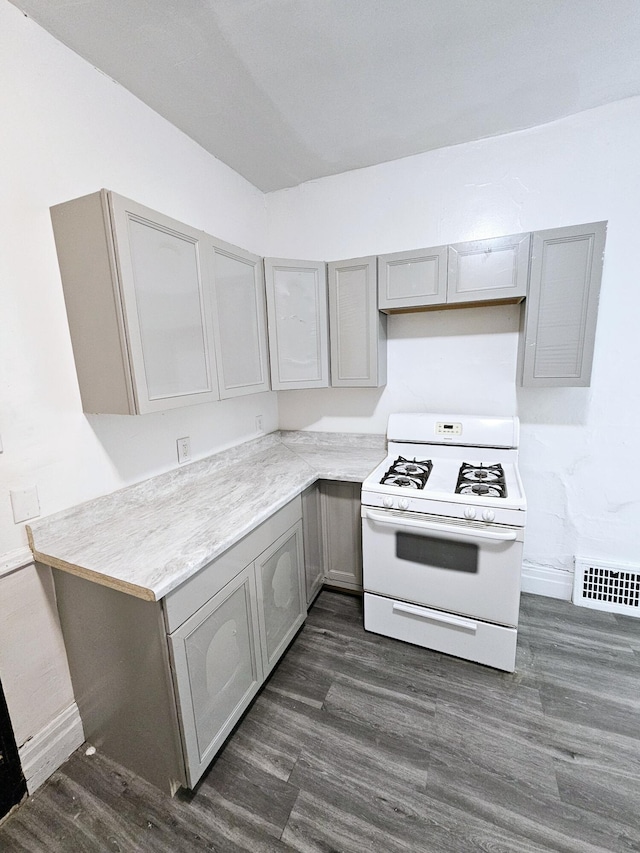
[392,601,478,633]
[363,508,519,542]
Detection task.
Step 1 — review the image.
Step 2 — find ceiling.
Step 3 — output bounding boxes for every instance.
[10,0,640,192]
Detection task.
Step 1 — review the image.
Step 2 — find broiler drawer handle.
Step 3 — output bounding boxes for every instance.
[392,601,478,633]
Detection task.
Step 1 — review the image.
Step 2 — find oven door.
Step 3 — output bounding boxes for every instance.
[361,506,523,626]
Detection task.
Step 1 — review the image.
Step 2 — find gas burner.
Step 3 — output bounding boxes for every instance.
[380,456,433,489]
[455,463,507,498]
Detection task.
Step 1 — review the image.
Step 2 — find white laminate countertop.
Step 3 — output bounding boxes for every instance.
[27,431,386,602]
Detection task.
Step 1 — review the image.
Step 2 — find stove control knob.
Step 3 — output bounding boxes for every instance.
[482,509,495,522]
[383,496,394,508]
[464,507,476,519]
[398,498,410,511]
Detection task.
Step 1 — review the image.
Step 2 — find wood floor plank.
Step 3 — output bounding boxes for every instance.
[2,588,639,853]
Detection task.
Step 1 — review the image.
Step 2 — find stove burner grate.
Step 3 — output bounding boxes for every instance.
[381,456,433,490]
[455,463,507,498]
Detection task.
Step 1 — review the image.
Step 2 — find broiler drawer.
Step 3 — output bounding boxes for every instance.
[363,592,518,672]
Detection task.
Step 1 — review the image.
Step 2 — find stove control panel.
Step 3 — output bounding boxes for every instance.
[436,421,462,437]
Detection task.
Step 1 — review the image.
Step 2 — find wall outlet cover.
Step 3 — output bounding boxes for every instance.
[11,487,40,523]
[177,437,191,464]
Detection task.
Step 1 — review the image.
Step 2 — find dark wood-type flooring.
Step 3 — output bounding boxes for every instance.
[2,590,640,852]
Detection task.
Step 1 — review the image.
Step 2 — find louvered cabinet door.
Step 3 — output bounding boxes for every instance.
[521,222,606,386]
[328,256,386,387]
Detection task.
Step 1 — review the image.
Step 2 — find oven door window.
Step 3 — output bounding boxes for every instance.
[396,531,478,574]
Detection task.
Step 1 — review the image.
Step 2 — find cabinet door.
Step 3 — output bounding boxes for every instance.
[328,256,386,387]
[264,258,329,389]
[377,246,447,311]
[255,522,305,676]
[168,566,262,787]
[321,481,363,592]
[301,484,324,606]
[109,193,219,413]
[521,222,606,387]
[447,233,530,304]
[207,237,270,398]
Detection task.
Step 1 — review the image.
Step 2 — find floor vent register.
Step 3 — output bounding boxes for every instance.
[573,558,640,617]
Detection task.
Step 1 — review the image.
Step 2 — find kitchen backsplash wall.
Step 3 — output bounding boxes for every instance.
[267,97,640,579]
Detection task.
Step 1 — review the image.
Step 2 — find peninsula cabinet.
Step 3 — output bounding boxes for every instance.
[206,237,270,398]
[52,498,305,794]
[378,232,530,312]
[264,258,329,389]
[51,190,219,414]
[520,221,606,387]
[328,256,387,387]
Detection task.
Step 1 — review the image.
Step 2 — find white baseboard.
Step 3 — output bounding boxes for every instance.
[19,703,84,793]
[521,562,573,601]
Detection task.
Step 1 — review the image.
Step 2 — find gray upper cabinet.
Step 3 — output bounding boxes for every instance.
[264,258,329,390]
[521,222,606,387]
[328,256,386,387]
[207,237,270,399]
[378,233,530,312]
[447,233,530,304]
[378,246,447,311]
[51,190,219,414]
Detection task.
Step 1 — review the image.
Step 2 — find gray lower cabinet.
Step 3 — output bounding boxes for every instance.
[255,523,305,676]
[301,484,324,605]
[52,498,305,795]
[168,566,262,788]
[520,221,607,387]
[320,481,363,592]
[327,256,386,387]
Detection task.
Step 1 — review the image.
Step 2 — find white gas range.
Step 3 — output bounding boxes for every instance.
[361,413,526,672]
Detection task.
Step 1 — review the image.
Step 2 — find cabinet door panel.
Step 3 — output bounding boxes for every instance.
[328,256,386,387]
[169,567,262,787]
[521,222,606,386]
[264,259,329,389]
[448,233,530,304]
[378,247,447,311]
[109,194,219,412]
[321,481,363,591]
[208,238,270,398]
[302,485,324,606]
[255,522,305,675]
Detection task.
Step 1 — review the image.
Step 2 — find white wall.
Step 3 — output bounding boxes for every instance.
[267,98,640,576]
[0,0,276,777]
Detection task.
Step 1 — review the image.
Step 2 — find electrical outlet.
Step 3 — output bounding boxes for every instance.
[177,436,191,464]
[10,486,40,523]
[256,415,264,433]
